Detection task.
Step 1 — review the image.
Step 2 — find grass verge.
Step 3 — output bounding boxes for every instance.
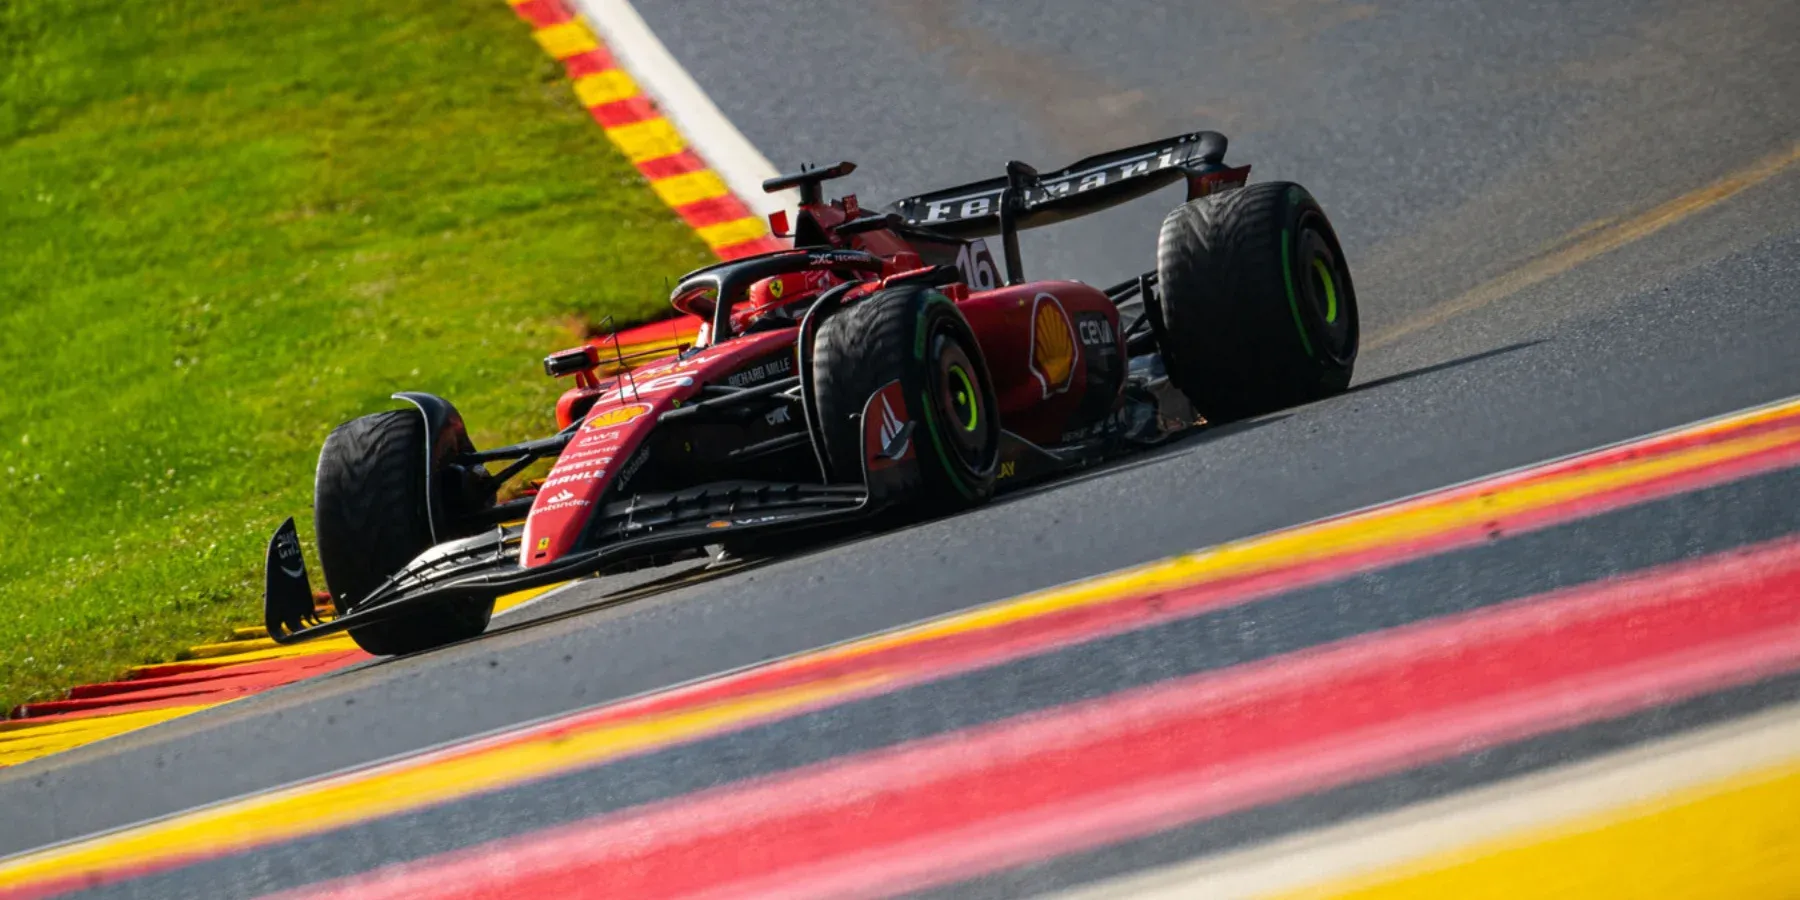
[0,0,711,712]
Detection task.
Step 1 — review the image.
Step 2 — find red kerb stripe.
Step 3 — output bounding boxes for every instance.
[588,96,659,128]
[269,431,1800,783]
[673,195,755,228]
[283,537,1800,900]
[560,49,617,79]
[635,150,710,180]
[715,236,787,259]
[507,0,575,28]
[384,432,1800,755]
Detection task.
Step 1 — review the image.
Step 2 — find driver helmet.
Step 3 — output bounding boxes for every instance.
[732,270,843,333]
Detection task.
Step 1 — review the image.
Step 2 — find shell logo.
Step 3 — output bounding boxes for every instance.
[584,403,652,430]
[1029,293,1077,397]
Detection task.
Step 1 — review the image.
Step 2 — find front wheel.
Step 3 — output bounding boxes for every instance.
[1156,181,1358,421]
[313,409,495,655]
[811,284,1002,512]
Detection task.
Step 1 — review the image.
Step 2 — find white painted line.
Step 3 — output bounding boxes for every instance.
[1047,701,1800,899]
[572,0,797,220]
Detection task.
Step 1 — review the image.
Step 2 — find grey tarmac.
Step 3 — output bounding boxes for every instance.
[4,0,1798,892]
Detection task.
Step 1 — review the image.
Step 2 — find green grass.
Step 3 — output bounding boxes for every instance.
[0,0,712,712]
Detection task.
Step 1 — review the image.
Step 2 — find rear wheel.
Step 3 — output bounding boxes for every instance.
[314,409,495,656]
[1156,181,1358,421]
[811,284,1001,511]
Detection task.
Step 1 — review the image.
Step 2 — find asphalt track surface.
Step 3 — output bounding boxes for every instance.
[4,0,1800,892]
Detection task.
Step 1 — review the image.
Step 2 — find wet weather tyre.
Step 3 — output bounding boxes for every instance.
[812,284,1001,512]
[1156,181,1358,421]
[313,409,494,655]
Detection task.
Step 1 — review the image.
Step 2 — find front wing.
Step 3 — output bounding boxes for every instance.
[264,482,871,645]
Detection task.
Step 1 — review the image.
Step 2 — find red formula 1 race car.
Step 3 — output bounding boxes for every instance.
[262,131,1358,655]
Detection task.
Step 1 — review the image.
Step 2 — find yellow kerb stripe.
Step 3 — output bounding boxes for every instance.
[803,414,1800,665]
[127,638,359,675]
[4,397,1797,892]
[0,676,888,892]
[10,585,559,768]
[696,216,771,249]
[531,21,597,60]
[652,170,732,208]
[181,636,290,659]
[572,69,639,108]
[604,118,685,163]
[1295,759,1800,899]
[494,582,564,614]
[138,582,552,670]
[0,705,218,767]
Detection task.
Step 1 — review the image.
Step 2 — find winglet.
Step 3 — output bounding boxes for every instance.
[264,517,322,643]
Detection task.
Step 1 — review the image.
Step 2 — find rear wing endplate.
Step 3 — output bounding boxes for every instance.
[887,131,1239,238]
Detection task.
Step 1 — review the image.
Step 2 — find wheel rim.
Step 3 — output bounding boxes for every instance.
[1293,217,1355,364]
[930,332,993,468]
[945,363,980,433]
[1310,258,1339,324]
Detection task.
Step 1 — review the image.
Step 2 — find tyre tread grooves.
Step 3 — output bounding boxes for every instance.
[313,409,492,655]
[1156,181,1356,420]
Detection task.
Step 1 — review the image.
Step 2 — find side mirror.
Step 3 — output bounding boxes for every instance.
[671,283,719,318]
[544,345,600,378]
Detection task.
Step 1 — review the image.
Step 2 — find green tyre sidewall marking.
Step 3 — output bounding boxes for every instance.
[1280,228,1318,360]
[915,291,954,361]
[912,291,986,500]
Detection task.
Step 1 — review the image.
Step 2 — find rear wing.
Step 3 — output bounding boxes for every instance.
[887,131,1240,238]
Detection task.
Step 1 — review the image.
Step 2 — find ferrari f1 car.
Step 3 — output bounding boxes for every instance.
[263,130,1358,655]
